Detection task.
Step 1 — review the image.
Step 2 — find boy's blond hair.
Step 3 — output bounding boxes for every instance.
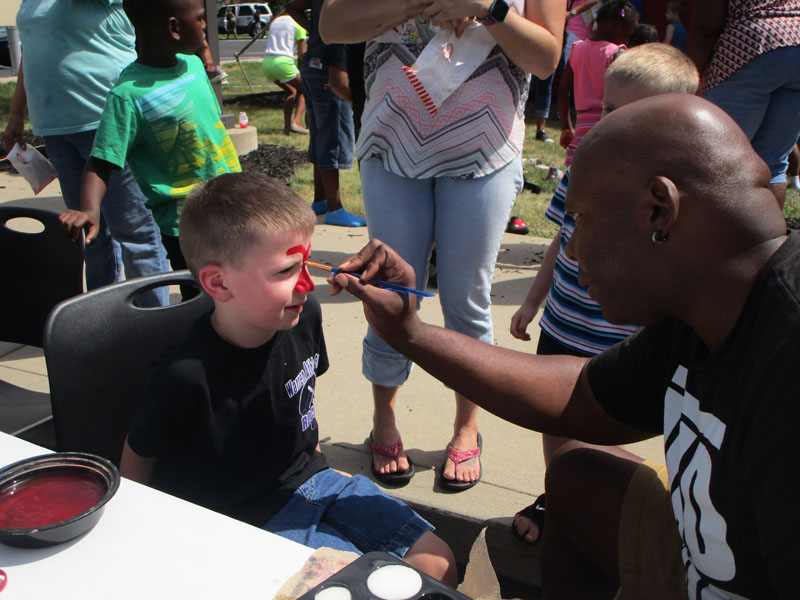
[179,172,315,277]
[605,43,699,95]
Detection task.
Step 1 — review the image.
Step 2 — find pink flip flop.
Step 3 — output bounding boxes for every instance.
[369,431,415,485]
[439,432,482,491]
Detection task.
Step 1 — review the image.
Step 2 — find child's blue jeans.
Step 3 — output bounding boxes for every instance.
[263,469,433,558]
[44,130,169,307]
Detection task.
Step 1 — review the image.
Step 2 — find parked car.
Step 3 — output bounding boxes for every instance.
[217,4,272,37]
[0,27,9,67]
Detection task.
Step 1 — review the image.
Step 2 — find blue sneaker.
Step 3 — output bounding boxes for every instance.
[311,200,327,216]
[325,208,366,227]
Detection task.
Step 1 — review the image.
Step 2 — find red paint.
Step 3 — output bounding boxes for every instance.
[0,471,105,530]
[287,243,315,293]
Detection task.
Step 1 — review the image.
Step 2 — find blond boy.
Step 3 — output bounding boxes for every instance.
[120,173,456,585]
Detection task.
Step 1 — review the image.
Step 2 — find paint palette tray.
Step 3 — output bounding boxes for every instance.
[298,551,472,600]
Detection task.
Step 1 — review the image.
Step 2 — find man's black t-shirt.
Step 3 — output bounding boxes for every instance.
[127,296,329,527]
[587,233,800,598]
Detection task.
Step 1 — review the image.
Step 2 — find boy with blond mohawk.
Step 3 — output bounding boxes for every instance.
[509,43,699,545]
[120,172,457,586]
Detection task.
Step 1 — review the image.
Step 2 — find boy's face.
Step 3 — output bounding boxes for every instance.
[173,0,207,54]
[221,231,315,339]
[666,9,679,22]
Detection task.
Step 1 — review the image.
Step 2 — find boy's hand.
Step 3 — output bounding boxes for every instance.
[510,303,538,341]
[59,209,100,243]
[329,239,423,345]
[560,128,575,149]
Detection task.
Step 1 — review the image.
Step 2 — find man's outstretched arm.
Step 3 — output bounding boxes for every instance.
[330,239,652,446]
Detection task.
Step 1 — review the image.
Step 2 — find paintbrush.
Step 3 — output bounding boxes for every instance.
[307,260,434,298]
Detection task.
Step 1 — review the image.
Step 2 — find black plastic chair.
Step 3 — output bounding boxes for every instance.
[43,271,213,465]
[0,206,84,347]
[0,205,84,441]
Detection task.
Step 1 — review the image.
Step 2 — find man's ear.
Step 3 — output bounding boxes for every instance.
[198,264,233,302]
[168,16,181,41]
[647,175,680,237]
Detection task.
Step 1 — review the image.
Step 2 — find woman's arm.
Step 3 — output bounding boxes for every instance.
[3,58,27,152]
[424,0,565,78]
[566,0,599,22]
[320,0,435,43]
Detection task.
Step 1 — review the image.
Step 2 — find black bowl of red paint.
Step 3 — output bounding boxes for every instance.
[0,453,120,548]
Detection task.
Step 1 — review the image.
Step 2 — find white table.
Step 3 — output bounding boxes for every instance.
[0,434,314,598]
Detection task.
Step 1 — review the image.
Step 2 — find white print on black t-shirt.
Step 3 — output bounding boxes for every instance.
[664,365,740,600]
[284,354,321,432]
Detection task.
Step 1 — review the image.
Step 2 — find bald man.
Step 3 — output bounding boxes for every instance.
[329,95,797,598]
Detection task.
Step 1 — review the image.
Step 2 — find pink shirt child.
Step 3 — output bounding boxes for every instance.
[569,39,625,111]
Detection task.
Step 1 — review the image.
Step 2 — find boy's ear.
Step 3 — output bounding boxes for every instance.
[168,16,181,41]
[646,175,680,237]
[198,263,233,302]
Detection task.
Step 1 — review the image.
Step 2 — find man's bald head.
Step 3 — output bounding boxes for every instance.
[564,95,786,327]
[571,94,783,246]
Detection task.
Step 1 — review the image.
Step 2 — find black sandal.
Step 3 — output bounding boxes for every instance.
[512,493,546,543]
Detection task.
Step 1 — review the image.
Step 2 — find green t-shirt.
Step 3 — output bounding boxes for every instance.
[92,54,241,236]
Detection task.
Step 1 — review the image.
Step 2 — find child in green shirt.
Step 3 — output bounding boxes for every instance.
[61,0,241,293]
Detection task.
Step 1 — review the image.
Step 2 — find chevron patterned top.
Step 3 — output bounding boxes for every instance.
[356,14,530,180]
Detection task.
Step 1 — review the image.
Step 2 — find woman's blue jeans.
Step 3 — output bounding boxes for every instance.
[703,46,800,184]
[360,155,522,386]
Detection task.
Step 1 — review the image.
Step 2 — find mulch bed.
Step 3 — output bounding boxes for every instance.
[238,143,309,183]
[224,90,286,109]
[2,131,309,184]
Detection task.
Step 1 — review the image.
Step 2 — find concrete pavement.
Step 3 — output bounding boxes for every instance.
[0,163,665,594]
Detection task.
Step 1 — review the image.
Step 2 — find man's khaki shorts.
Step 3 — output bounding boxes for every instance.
[617,461,688,600]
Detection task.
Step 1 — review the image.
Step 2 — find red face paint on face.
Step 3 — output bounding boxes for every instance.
[287,243,315,293]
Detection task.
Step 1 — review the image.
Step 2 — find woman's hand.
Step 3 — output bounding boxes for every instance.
[423,0,490,26]
[2,115,25,153]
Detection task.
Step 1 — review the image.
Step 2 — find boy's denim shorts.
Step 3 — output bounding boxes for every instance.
[263,469,433,558]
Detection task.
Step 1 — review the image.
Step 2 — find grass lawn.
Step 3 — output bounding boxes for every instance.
[3,61,799,240]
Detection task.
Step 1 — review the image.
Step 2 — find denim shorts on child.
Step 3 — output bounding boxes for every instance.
[301,60,355,170]
[263,469,433,557]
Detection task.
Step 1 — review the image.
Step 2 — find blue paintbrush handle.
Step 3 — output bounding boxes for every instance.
[331,268,434,298]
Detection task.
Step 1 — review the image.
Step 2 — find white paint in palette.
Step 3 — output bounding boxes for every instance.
[366,565,423,600]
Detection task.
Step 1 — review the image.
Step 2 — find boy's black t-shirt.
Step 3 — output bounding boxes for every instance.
[586,233,800,598]
[127,295,329,527]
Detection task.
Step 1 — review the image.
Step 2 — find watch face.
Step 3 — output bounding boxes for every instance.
[492,0,510,22]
